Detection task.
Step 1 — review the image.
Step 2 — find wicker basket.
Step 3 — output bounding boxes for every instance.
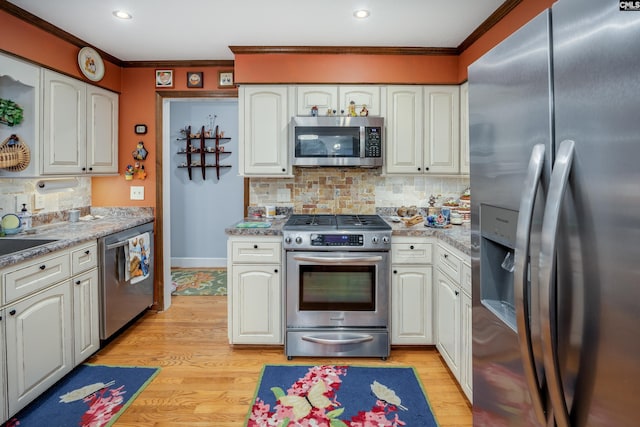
[0,135,30,171]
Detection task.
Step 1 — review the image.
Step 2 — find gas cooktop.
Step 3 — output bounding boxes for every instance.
[283,214,391,231]
[283,214,391,251]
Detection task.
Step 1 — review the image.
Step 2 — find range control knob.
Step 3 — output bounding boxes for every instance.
[371,236,379,244]
[295,236,303,244]
[382,236,390,244]
[284,236,292,244]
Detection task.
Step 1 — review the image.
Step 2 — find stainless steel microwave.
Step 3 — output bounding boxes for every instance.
[290,116,384,167]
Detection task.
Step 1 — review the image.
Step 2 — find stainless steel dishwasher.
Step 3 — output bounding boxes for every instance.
[98,221,154,340]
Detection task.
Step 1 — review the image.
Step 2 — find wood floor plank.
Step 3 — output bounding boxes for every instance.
[88,296,472,426]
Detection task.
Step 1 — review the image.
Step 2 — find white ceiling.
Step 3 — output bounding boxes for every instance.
[7,0,505,62]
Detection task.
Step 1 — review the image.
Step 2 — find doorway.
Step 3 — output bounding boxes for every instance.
[155,91,240,310]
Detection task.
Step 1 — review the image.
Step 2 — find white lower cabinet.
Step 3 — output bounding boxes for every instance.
[435,269,461,380]
[390,237,434,345]
[73,268,100,362]
[5,281,74,416]
[227,237,283,344]
[0,241,99,423]
[435,242,472,402]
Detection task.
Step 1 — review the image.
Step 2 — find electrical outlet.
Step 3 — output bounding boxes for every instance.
[130,186,145,200]
[35,194,46,210]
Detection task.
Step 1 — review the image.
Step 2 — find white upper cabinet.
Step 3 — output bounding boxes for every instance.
[295,85,381,116]
[386,85,461,175]
[42,69,118,175]
[424,86,460,174]
[239,85,291,176]
[385,86,423,174]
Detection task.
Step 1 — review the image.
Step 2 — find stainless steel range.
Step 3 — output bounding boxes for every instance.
[283,214,392,359]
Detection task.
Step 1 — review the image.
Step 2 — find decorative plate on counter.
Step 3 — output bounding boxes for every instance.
[77,47,105,82]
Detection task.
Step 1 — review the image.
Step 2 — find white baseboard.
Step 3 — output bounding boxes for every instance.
[171,257,227,268]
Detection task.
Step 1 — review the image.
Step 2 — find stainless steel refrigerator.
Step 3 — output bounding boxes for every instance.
[468,0,640,425]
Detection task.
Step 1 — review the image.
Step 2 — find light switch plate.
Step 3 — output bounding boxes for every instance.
[130,186,145,200]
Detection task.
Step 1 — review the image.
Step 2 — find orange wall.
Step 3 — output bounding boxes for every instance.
[235,53,459,84]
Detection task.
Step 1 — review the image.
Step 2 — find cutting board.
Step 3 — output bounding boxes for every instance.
[235,222,272,229]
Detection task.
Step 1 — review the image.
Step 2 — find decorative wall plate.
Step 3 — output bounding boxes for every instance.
[77,47,105,82]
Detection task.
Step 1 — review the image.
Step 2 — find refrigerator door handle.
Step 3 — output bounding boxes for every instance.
[539,139,575,427]
[514,143,548,426]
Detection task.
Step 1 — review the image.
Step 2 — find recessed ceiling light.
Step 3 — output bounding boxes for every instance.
[353,9,370,19]
[112,10,132,20]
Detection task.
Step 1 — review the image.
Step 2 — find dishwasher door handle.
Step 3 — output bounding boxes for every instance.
[106,240,129,250]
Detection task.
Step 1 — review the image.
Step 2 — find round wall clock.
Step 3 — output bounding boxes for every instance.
[77,47,105,82]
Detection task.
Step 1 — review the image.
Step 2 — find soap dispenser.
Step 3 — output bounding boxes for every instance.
[20,203,32,231]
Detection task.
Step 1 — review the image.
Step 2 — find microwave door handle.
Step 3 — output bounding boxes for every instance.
[514,143,548,426]
[292,255,383,264]
[539,139,575,427]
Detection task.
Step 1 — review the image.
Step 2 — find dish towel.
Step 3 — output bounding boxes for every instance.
[126,232,151,284]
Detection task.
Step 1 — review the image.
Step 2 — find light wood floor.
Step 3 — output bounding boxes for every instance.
[89,296,472,426]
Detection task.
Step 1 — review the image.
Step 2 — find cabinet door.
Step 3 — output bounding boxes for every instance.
[459,82,470,175]
[339,86,382,116]
[86,85,118,173]
[385,86,423,174]
[296,86,338,116]
[240,86,290,176]
[73,269,100,363]
[424,86,460,174]
[461,290,473,402]
[230,264,282,344]
[5,282,73,416]
[391,266,433,345]
[435,270,461,380]
[42,70,86,174]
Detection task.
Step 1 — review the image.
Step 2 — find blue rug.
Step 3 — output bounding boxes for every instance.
[5,364,160,427]
[246,364,439,426]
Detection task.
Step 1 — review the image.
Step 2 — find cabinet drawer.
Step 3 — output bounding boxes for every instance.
[391,239,433,265]
[71,242,98,275]
[437,244,462,283]
[231,241,282,264]
[4,252,71,303]
[462,262,472,296]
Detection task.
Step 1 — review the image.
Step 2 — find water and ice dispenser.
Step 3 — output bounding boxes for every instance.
[480,204,520,331]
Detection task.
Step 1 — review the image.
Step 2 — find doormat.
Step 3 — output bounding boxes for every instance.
[171,268,227,296]
[246,364,439,426]
[6,364,160,427]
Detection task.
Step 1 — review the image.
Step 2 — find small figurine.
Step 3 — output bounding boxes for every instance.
[428,194,437,207]
[135,164,147,180]
[348,101,357,117]
[311,106,318,117]
[125,164,134,180]
[132,141,148,160]
[360,104,369,117]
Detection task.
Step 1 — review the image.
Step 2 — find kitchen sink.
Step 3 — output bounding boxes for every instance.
[0,238,59,257]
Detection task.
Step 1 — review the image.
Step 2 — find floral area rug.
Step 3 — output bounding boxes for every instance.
[171,268,227,296]
[246,365,439,427]
[6,364,160,427]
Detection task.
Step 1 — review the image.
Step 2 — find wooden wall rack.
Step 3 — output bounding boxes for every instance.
[177,125,231,180]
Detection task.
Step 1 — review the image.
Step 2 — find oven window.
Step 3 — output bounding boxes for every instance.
[295,126,360,158]
[299,265,375,311]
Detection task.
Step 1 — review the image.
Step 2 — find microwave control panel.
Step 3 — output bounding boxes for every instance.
[364,127,382,158]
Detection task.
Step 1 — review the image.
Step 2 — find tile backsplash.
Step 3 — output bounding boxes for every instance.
[250,168,470,214]
[0,177,91,216]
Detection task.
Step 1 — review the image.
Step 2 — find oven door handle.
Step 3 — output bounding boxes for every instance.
[293,255,383,264]
[302,334,374,345]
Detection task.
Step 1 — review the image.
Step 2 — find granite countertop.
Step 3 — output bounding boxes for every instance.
[0,207,154,268]
[225,215,471,256]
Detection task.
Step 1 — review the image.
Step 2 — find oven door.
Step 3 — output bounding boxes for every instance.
[286,251,389,328]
